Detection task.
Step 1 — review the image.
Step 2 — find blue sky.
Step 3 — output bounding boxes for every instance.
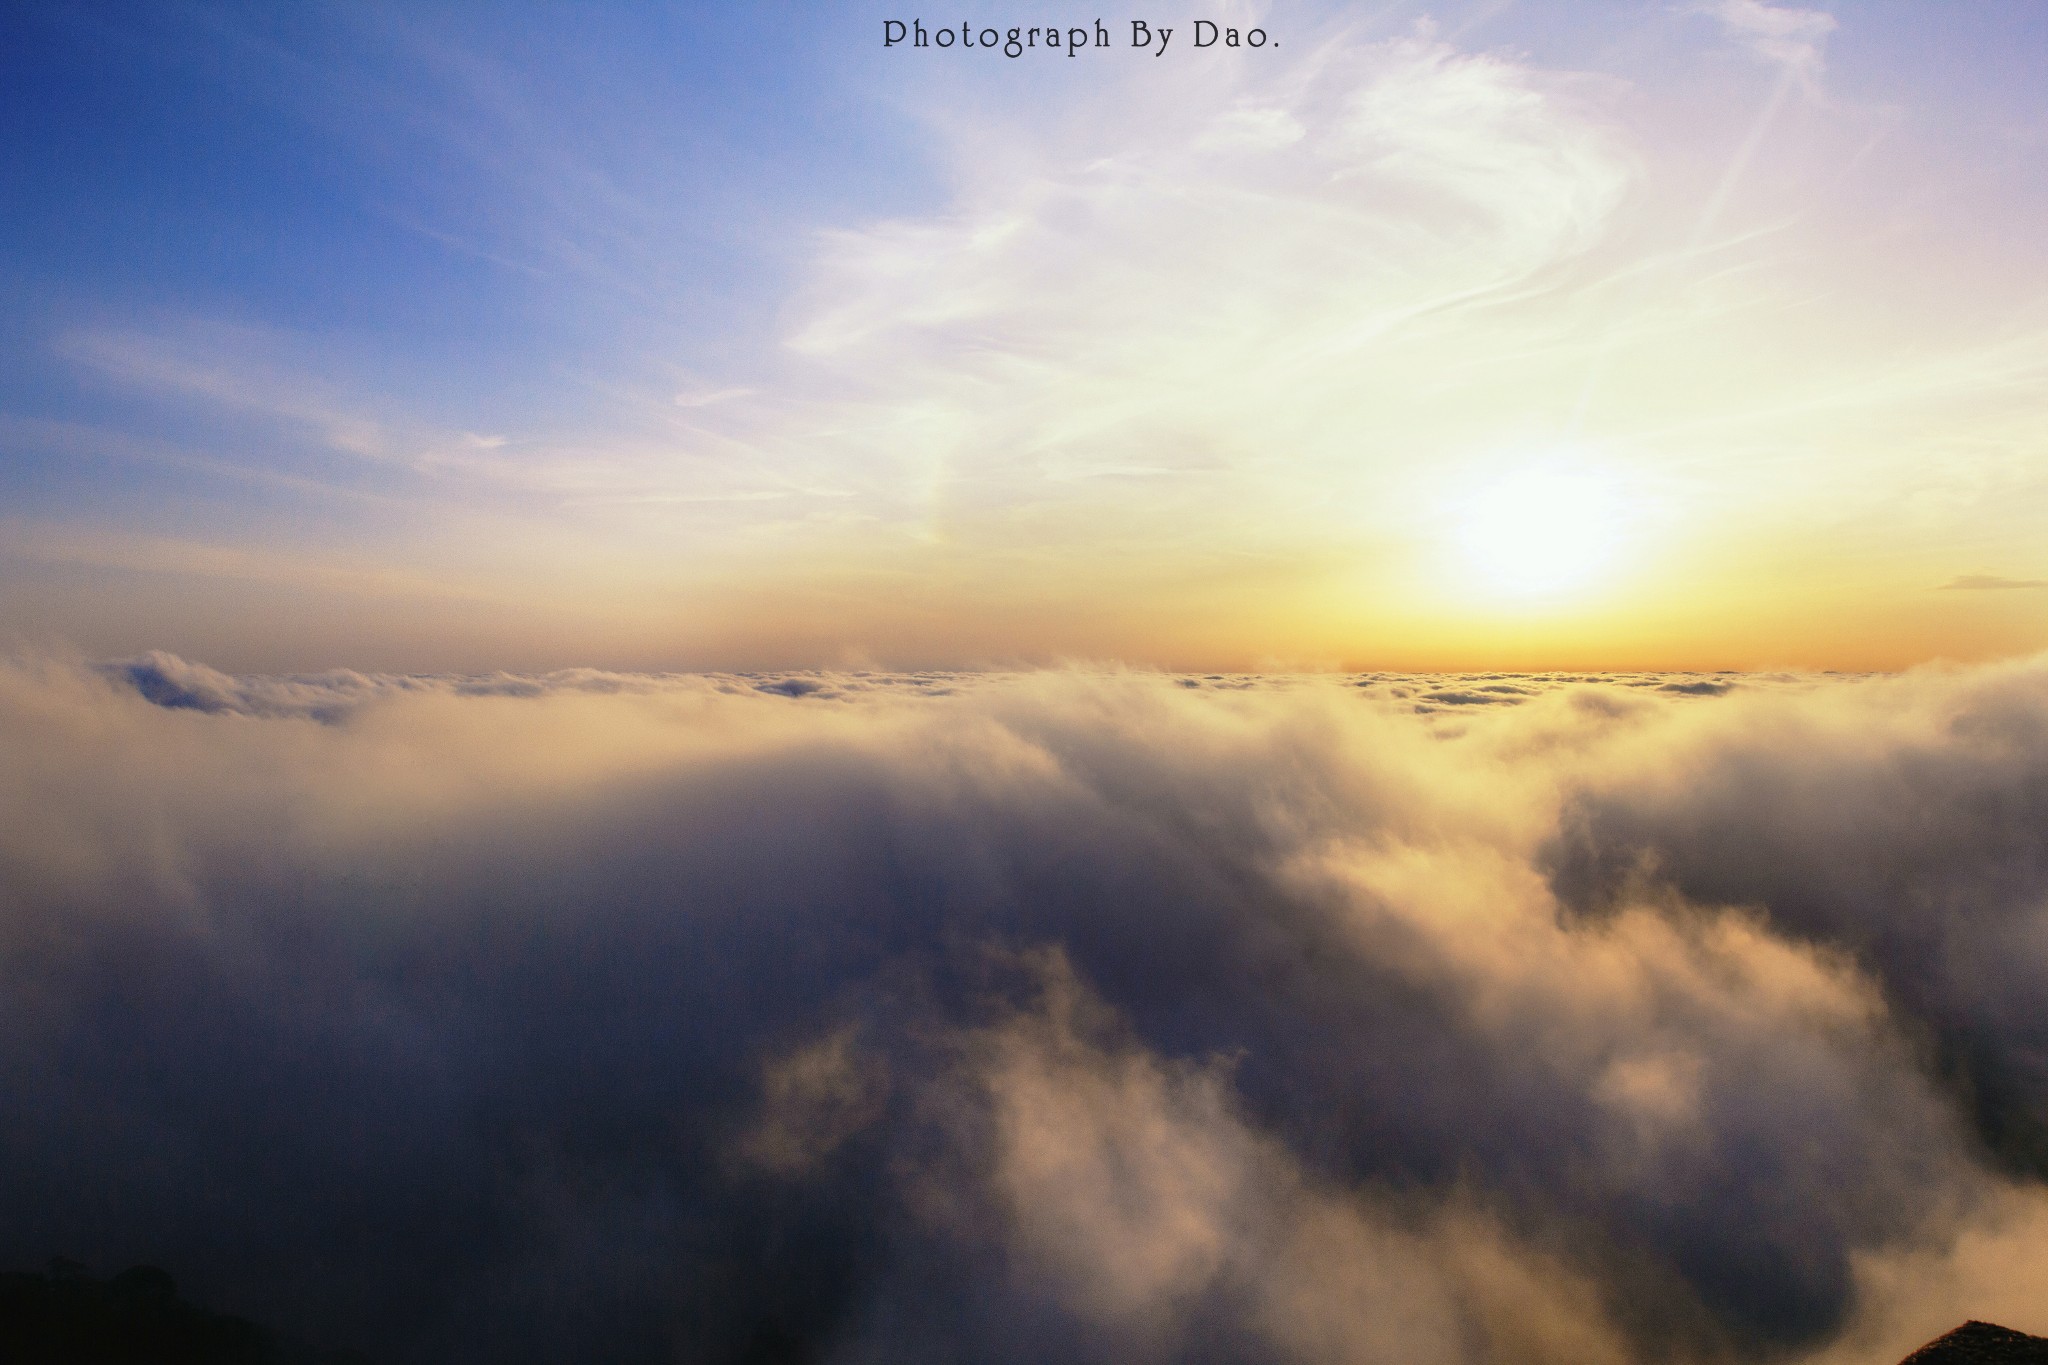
[1,4,917,443]
[5,1,2048,670]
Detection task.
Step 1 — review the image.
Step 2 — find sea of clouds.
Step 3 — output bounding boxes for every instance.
[5,651,2048,1363]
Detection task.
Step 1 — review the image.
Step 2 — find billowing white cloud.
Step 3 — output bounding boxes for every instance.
[5,652,2048,1360]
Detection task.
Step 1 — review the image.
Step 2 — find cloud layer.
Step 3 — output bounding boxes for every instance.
[5,652,2048,1361]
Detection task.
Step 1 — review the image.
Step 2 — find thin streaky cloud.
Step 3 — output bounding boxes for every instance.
[1705,0,1838,88]
[0,521,510,604]
[1938,575,2048,592]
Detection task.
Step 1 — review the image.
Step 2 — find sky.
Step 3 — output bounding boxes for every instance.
[3,0,2047,670]
[14,10,2048,1357]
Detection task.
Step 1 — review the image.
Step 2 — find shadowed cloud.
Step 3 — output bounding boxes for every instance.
[3,654,2048,1361]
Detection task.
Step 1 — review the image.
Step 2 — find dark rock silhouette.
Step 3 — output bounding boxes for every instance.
[1900,1321,2048,1364]
[0,1259,369,1365]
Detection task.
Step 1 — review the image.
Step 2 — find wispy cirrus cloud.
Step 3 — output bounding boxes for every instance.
[0,518,505,603]
[1939,574,2047,591]
[1704,0,1838,88]
[42,25,1647,567]
[777,30,1633,525]
[25,5,2048,671]
[56,323,402,461]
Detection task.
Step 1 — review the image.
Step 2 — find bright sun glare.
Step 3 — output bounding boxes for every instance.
[1457,467,1627,597]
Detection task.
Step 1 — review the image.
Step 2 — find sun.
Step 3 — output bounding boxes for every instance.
[1455,466,1628,598]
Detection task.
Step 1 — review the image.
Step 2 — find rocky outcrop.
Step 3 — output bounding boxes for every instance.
[1900,1322,2048,1365]
[0,1260,367,1365]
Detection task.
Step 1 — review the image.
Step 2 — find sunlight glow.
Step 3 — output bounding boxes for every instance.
[1456,467,1628,598]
